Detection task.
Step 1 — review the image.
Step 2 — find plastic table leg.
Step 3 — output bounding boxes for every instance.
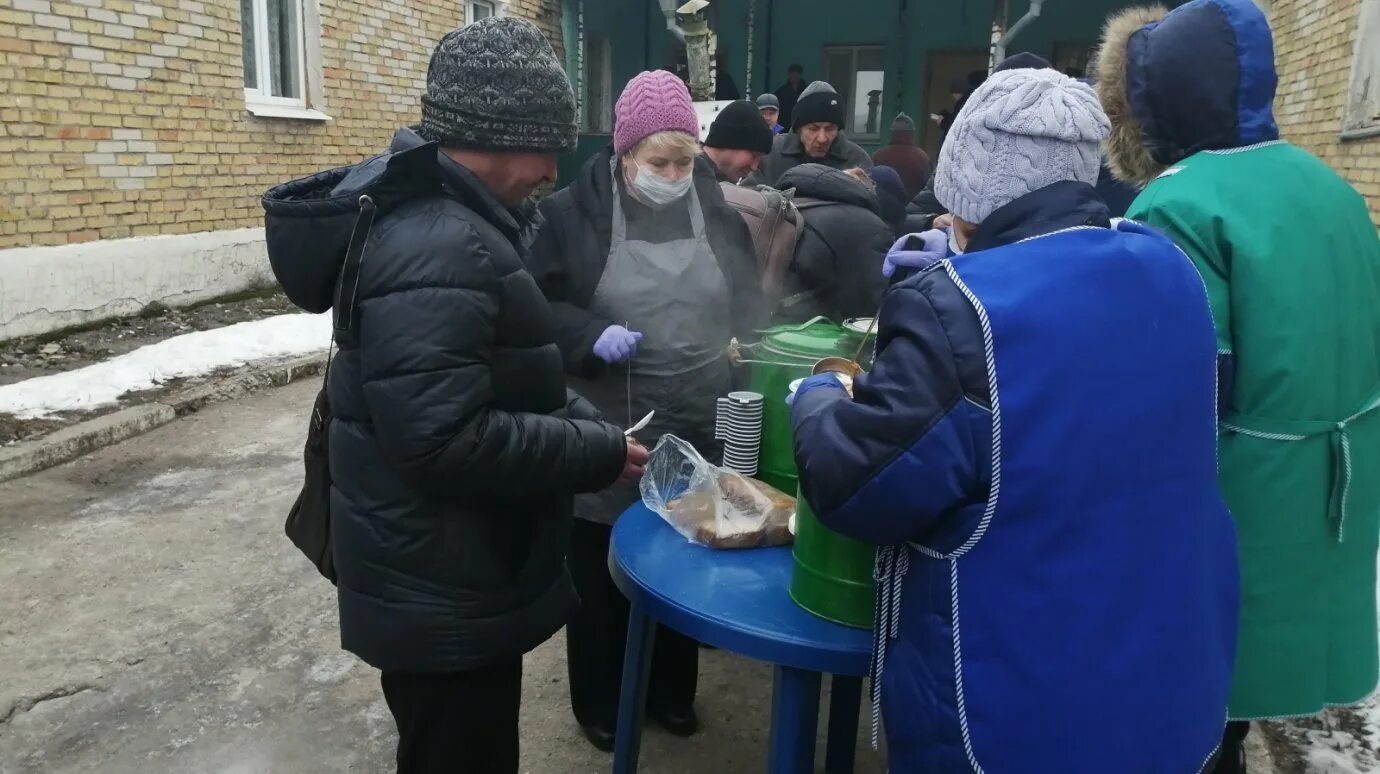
[612,604,657,774]
[824,674,863,774]
[768,665,822,774]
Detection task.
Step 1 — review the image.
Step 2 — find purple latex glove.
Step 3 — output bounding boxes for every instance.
[593,325,643,364]
[882,229,948,278]
[786,373,847,407]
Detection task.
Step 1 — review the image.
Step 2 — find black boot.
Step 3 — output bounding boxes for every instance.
[579,723,616,753]
[649,705,700,737]
[1210,721,1250,774]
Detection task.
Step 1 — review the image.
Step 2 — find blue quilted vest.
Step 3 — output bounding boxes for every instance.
[877,222,1239,773]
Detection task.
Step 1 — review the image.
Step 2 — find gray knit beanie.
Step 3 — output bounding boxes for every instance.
[934,68,1110,224]
[419,18,577,152]
[792,80,846,130]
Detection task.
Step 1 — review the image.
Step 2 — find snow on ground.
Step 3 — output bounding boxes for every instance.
[1304,724,1379,774]
[0,313,330,419]
[1284,564,1380,773]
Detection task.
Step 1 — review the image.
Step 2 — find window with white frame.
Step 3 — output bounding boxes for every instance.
[822,45,886,140]
[468,0,498,22]
[1342,0,1380,137]
[242,0,305,108]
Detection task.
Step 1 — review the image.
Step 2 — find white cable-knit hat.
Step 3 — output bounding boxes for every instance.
[935,68,1110,224]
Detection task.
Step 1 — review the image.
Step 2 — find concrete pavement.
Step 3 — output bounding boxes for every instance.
[0,378,886,774]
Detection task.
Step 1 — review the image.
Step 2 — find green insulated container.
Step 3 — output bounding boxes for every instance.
[742,317,875,629]
[790,493,875,628]
[744,317,851,493]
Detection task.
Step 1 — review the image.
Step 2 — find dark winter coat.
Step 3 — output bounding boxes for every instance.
[773,80,807,129]
[262,128,628,674]
[527,146,761,379]
[1094,161,1139,218]
[757,132,873,188]
[773,164,891,326]
[902,172,946,234]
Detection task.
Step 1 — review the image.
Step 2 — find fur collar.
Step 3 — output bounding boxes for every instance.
[1095,5,1169,187]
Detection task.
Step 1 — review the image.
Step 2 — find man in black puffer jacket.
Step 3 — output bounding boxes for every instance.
[773,163,891,325]
[262,19,639,774]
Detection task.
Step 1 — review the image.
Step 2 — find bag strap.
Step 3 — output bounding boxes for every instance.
[317,195,378,418]
[334,194,378,340]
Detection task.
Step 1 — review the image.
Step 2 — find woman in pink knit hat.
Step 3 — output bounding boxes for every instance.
[527,70,760,752]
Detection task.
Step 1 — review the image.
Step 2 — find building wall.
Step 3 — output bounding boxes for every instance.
[715,0,1177,149]
[0,0,561,339]
[1269,0,1380,226]
[0,0,563,250]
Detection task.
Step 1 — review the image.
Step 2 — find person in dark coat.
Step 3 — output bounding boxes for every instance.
[771,163,889,325]
[936,70,986,139]
[714,51,741,100]
[773,63,807,129]
[906,52,1059,234]
[702,99,775,183]
[261,19,641,774]
[757,81,873,186]
[867,165,910,238]
[525,70,760,753]
[791,67,1237,774]
[870,113,932,198]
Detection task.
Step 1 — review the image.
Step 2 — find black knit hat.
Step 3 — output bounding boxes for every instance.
[419,18,577,152]
[791,81,846,131]
[705,100,774,154]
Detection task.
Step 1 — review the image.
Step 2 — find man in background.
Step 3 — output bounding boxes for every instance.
[702,99,774,182]
[757,81,872,186]
[870,113,931,199]
[773,63,807,129]
[757,93,784,134]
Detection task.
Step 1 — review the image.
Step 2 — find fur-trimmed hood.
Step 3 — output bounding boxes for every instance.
[1095,0,1279,186]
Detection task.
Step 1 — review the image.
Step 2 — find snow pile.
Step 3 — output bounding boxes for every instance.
[1288,563,1380,772]
[1304,725,1379,773]
[0,313,331,419]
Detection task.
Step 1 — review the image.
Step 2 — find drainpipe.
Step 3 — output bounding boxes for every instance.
[992,0,1044,66]
[658,0,685,42]
[677,1,714,101]
[745,0,754,96]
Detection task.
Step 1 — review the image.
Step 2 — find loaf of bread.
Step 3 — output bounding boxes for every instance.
[665,474,795,549]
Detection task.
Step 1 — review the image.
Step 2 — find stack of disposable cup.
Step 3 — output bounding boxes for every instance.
[716,391,764,476]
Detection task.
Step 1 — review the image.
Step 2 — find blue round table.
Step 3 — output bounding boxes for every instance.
[608,503,873,774]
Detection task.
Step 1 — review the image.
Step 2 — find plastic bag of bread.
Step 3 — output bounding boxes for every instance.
[640,434,795,549]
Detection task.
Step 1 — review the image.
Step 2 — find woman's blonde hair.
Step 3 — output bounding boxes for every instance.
[842,167,876,191]
[624,130,701,162]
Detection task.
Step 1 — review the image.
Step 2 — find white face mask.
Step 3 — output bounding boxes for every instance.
[947,226,964,256]
[631,165,693,209]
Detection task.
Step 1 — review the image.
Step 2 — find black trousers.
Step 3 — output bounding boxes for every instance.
[1209,721,1251,774]
[380,660,523,774]
[566,517,698,729]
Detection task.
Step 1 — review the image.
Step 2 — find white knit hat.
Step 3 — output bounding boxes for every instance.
[935,68,1110,224]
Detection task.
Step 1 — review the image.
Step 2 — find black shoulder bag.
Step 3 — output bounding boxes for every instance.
[284,194,376,584]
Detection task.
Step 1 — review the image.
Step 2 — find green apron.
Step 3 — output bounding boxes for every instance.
[1128,141,1380,719]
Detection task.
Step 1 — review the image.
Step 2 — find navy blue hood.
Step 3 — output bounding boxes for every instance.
[1096,0,1279,185]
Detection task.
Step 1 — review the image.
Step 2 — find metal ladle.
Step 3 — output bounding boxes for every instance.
[850,313,879,364]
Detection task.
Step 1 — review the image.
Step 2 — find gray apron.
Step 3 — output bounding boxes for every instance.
[573,166,733,524]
